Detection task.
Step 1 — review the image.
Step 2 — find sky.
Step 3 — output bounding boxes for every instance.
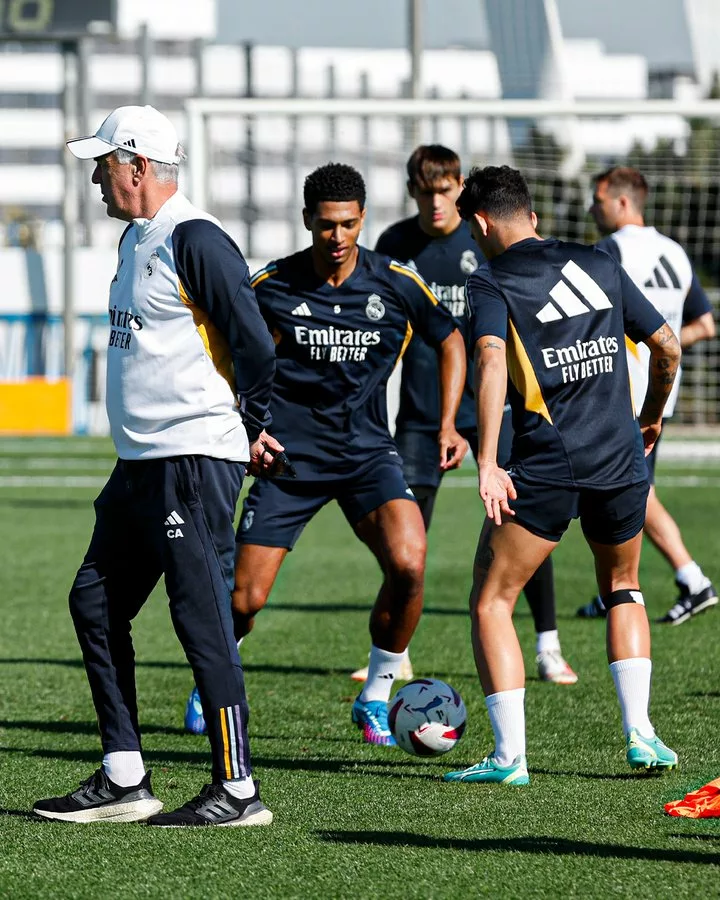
[217,0,694,70]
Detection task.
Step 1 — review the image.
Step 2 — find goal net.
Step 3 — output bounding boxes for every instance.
[185,96,720,427]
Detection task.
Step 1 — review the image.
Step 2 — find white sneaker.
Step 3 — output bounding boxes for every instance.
[536,649,578,685]
[350,652,414,683]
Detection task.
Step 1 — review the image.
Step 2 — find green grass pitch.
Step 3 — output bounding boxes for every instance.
[0,437,718,898]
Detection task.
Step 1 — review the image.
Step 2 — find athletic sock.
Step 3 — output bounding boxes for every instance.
[358,645,405,703]
[485,688,526,766]
[523,557,556,633]
[222,777,256,800]
[536,629,561,655]
[675,561,710,595]
[102,751,146,787]
[609,657,655,738]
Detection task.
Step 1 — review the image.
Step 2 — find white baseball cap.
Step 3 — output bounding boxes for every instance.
[66,105,185,165]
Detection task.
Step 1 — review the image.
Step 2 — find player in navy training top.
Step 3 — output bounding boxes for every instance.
[366,144,576,687]
[228,163,466,747]
[442,166,682,787]
[577,166,717,625]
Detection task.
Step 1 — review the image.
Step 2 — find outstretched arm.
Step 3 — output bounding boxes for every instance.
[639,322,682,455]
[437,329,469,471]
[475,336,516,524]
[681,311,715,349]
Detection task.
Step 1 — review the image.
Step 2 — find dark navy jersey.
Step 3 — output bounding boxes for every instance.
[375,217,481,432]
[251,246,456,480]
[467,238,665,488]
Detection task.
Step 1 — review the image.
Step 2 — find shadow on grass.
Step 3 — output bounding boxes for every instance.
[316,831,720,864]
[689,691,720,699]
[0,657,477,681]
[669,832,720,841]
[0,745,437,779]
[0,719,188,737]
[0,498,92,509]
[265,601,467,617]
[0,808,41,820]
[532,767,643,782]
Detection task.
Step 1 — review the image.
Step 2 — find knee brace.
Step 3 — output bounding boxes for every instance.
[602,589,645,610]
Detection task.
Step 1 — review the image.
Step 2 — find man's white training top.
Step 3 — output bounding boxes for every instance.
[597,224,707,418]
[106,191,275,460]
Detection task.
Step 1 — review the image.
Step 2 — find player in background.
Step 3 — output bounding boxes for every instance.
[186,163,468,746]
[443,166,680,786]
[577,166,717,625]
[350,145,576,686]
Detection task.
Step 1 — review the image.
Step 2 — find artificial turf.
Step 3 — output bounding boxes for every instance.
[0,438,718,898]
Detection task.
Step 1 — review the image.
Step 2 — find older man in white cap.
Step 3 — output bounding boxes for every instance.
[33,105,284,827]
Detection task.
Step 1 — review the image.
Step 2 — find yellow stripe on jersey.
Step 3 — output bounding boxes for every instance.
[506,319,552,424]
[250,264,278,289]
[178,279,236,394]
[625,335,641,360]
[389,262,439,305]
[394,322,414,368]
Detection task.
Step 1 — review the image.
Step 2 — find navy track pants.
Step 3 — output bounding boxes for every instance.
[69,455,251,783]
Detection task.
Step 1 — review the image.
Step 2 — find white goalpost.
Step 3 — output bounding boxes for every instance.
[184,95,720,432]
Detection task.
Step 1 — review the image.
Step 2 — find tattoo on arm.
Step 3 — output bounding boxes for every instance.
[482,340,503,351]
[641,324,681,420]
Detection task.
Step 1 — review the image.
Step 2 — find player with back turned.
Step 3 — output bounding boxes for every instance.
[351,144,576,686]
[442,166,681,786]
[185,162,468,746]
[577,166,717,625]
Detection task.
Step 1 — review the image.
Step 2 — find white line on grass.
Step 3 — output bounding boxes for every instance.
[442,475,720,489]
[0,473,719,490]
[0,458,113,470]
[0,476,107,488]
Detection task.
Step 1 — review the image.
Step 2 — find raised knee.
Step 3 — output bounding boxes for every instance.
[232,582,269,618]
[387,538,426,589]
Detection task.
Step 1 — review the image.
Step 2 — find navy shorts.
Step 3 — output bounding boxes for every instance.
[236,457,415,549]
[507,470,650,544]
[645,431,662,486]
[395,407,512,489]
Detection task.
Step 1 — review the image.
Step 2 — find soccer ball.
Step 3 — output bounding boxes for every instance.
[388,678,466,756]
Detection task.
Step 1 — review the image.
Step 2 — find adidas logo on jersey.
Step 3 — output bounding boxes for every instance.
[165,510,185,538]
[644,255,681,290]
[291,302,312,317]
[536,260,612,323]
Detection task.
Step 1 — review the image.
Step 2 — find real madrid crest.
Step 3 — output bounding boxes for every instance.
[144,251,160,278]
[365,293,385,321]
[460,249,478,274]
[241,510,255,531]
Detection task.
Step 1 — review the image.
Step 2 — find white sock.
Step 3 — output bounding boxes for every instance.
[102,751,146,787]
[609,657,655,738]
[536,629,560,655]
[358,645,405,703]
[675,561,710,595]
[485,688,526,766]
[222,777,256,800]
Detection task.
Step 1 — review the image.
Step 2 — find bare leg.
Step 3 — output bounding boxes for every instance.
[354,498,427,652]
[587,531,649,663]
[231,544,288,639]
[471,520,556,695]
[643,486,691,570]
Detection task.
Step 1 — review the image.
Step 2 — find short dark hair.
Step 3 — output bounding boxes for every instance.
[456,165,532,221]
[594,166,649,212]
[303,163,366,213]
[406,144,461,189]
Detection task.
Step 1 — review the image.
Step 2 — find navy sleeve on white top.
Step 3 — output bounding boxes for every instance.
[173,219,276,443]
